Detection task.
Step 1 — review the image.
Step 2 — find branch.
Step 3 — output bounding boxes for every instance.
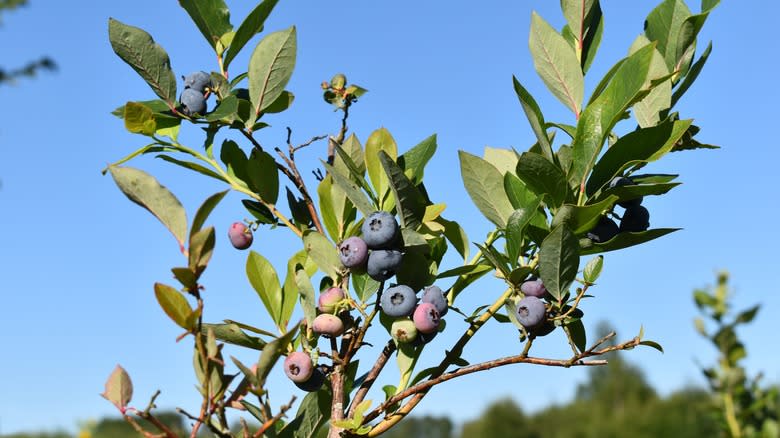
[326,100,351,166]
[348,340,396,417]
[252,395,297,438]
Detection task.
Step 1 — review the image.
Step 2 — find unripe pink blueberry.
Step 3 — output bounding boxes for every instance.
[312,314,344,337]
[318,287,345,314]
[283,351,313,383]
[228,222,253,250]
[413,302,440,334]
[520,278,547,298]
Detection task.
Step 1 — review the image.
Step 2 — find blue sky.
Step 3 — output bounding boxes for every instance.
[1,0,779,434]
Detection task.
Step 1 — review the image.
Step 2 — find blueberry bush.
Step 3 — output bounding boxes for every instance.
[102,0,720,436]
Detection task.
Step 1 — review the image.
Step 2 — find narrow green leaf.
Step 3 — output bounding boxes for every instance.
[515,152,571,208]
[593,182,680,206]
[396,343,421,394]
[437,263,492,279]
[378,150,426,230]
[156,155,227,183]
[322,161,374,217]
[255,323,299,387]
[246,251,282,326]
[188,226,215,276]
[317,176,340,242]
[154,283,194,329]
[529,12,584,115]
[101,365,133,412]
[505,198,542,265]
[108,166,187,249]
[337,133,366,176]
[248,26,296,116]
[586,119,692,195]
[675,3,718,74]
[630,35,672,128]
[178,0,232,49]
[334,143,374,198]
[735,305,760,324]
[458,150,514,228]
[538,225,580,300]
[671,41,711,107]
[583,255,604,283]
[191,190,228,239]
[365,128,398,205]
[108,19,177,107]
[280,390,331,438]
[201,323,267,350]
[223,0,279,69]
[302,230,341,280]
[512,77,554,162]
[551,196,617,235]
[560,0,603,73]
[566,319,587,353]
[579,228,680,255]
[437,216,470,261]
[294,267,317,328]
[639,340,664,353]
[398,134,437,184]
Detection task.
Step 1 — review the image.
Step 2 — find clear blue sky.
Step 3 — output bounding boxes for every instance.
[1,0,778,434]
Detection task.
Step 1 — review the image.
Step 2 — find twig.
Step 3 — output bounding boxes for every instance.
[123,415,161,438]
[348,340,396,417]
[327,101,351,166]
[328,337,346,438]
[252,395,297,438]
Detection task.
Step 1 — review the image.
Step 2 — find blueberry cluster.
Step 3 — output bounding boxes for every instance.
[228,221,253,250]
[283,351,326,392]
[179,71,210,116]
[338,211,403,282]
[516,278,548,330]
[586,176,651,243]
[383,284,448,346]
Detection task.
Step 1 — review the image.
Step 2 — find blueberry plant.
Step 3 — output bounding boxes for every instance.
[102,0,720,437]
[694,273,779,437]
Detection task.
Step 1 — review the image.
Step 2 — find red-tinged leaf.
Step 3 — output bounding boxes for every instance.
[101,365,133,413]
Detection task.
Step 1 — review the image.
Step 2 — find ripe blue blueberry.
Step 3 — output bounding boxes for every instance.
[520,278,547,298]
[421,285,448,316]
[609,176,643,208]
[228,222,253,250]
[361,211,399,249]
[586,216,619,243]
[180,88,207,116]
[183,71,210,92]
[516,296,546,329]
[295,366,325,392]
[413,302,441,334]
[338,236,368,269]
[366,249,403,282]
[283,351,313,383]
[380,285,416,317]
[619,205,650,232]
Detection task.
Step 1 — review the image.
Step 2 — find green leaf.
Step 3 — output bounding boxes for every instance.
[505,198,542,266]
[437,263,492,279]
[201,323,267,350]
[398,134,437,184]
[458,150,514,228]
[515,152,571,208]
[220,139,249,183]
[123,101,156,135]
[735,305,760,324]
[560,0,603,73]
[352,272,381,303]
[639,340,664,353]
[396,343,421,394]
[396,251,436,293]
[579,228,680,255]
[302,230,341,280]
[112,99,170,117]
[246,251,282,327]
[280,390,331,438]
[108,166,187,249]
[247,149,279,204]
[538,225,580,300]
[248,26,296,117]
[156,155,227,183]
[644,0,692,72]
[223,0,279,69]
[437,216,470,261]
[322,161,374,217]
[188,226,215,276]
[178,0,232,49]
[365,128,398,206]
[255,323,299,387]
[108,18,177,107]
[586,119,692,195]
[378,150,426,230]
[512,77,554,162]
[583,255,603,283]
[566,319,587,353]
[101,365,133,412]
[171,267,197,290]
[551,196,618,235]
[336,133,366,176]
[333,143,374,197]
[294,267,317,328]
[630,35,672,128]
[204,94,238,122]
[191,190,228,239]
[529,12,584,115]
[317,177,341,242]
[154,283,194,329]
[503,172,538,210]
[671,41,711,107]
[570,44,657,188]
[483,146,520,176]
[593,182,680,206]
